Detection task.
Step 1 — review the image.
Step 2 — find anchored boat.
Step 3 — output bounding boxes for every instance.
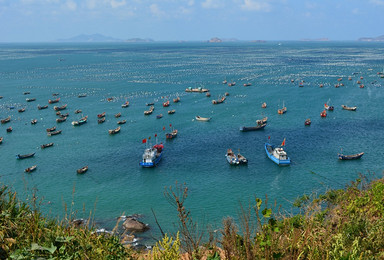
[139,143,164,167]
[265,140,290,166]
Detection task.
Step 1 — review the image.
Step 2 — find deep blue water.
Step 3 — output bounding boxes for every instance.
[1,41,384,242]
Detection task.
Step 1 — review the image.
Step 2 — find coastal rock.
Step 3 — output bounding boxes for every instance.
[122,217,149,232]
[71,218,85,227]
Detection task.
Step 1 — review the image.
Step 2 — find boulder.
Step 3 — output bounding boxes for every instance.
[122,217,149,232]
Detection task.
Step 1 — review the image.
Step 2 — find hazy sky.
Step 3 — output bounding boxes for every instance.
[1,0,383,42]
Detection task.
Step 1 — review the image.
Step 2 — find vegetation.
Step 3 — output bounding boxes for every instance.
[1,176,384,259]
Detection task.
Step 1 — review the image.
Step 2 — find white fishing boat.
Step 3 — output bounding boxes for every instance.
[265,139,290,166]
[195,116,211,121]
[225,149,239,165]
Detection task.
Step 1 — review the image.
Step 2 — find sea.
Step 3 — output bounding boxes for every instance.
[0,41,384,243]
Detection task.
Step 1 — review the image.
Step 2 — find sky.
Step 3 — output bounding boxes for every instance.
[0,0,384,42]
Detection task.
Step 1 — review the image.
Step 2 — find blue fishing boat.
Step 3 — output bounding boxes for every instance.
[264,140,290,166]
[225,149,239,165]
[139,143,164,167]
[72,116,88,126]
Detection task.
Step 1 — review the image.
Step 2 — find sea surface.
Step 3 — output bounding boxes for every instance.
[1,41,384,243]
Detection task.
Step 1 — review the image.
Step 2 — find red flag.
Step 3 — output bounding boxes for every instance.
[155,134,157,137]
[268,136,270,140]
[163,126,165,130]
[169,124,172,127]
[281,138,286,146]
[142,139,147,144]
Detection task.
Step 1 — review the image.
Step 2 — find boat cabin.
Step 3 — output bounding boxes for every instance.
[273,147,288,160]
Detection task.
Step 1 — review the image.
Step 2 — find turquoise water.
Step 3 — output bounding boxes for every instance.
[1,41,384,240]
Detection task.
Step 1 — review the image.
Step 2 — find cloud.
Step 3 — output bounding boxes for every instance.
[370,0,384,5]
[110,0,126,8]
[150,4,166,18]
[202,0,223,9]
[241,0,271,12]
[65,0,77,11]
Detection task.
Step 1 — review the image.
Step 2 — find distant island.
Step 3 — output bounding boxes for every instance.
[300,38,329,42]
[57,34,154,43]
[208,37,239,43]
[358,35,384,42]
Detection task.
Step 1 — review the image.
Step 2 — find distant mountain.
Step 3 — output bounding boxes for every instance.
[358,35,384,42]
[57,34,123,42]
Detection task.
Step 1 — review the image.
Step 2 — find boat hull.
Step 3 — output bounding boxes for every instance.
[264,143,291,166]
[140,152,162,167]
[338,152,364,160]
[240,123,266,132]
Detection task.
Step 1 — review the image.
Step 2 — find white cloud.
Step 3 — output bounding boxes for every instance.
[370,0,384,5]
[150,4,166,17]
[352,8,359,14]
[110,0,126,8]
[241,0,271,12]
[65,0,77,11]
[202,0,222,9]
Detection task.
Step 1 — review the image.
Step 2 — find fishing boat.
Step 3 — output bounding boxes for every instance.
[41,143,54,149]
[278,102,287,114]
[72,116,88,126]
[146,102,155,106]
[54,104,67,111]
[168,110,176,114]
[117,120,126,124]
[341,105,357,111]
[1,116,11,124]
[121,101,129,108]
[320,110,327,117]
[144,106,154,115]
[222,79,227,84]
[212,96,226,104]
[18,108,26,113]
[97,112,106,118]
[107,97,114,102]
[225,149,239,165]
[16,153,35,159]
[6,127,12,132]
[31,119,38,125]
[52,93,59,96]
[56,117,67,123]
[324,100,334,111]
[26,98,36,102]
[206,92,211,97]
[46,126,56,132]
[115,112,121,118]
[185,87,209,93]
[156,114,163,119]
[195,116,211,121]
[56,111,61,115]
[304,118,311,126]
[256,117,268,124]
[166,129,178,139]
[0,137,3,144]
[261,102,267,108]
[0,96,2,99]
[239,123,267,132]
[243,83,251,86]
[163,100,170,107]
[98,117,106,124]
[139,143,164,167]
[48,98,60,104]
[338,152,364,160]
[224,92,229,96]
[237,152,248,164]
[25,165,37,173]
[109,126,121,135]
[47,130,62,136]
[77,166,88,174]
[38,105,48,110]
[173,97,180,103]
[265,140,291,166]
[23,91,31,95]
[228,82,236,87]
[74,109,82,114]
[78,93,87,98]
[59,113,69,118]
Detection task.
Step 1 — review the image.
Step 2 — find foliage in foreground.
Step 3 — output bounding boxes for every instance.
[2,176,384,259]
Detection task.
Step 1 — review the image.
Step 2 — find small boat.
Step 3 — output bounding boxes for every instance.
[41,143,54,149]
[265,141,290,166]
[0,96,2,99]
[222,79,227,84]
[74,109,82,114]
[206,92,211,97]
[228,82,236,87]
[47,130,62,136]
[320,110,327,117]
[121,101,129,108]
[46,126,56,132]
[278,102,287,114]
[341,105,357,111]
[261,102,267,108]
[338,152,364,160]
[324,101,334,111]
[319,84,324,88]
[115,112,121,118]
[18,108,26,113]
[26,98,36,102]
[185,87,209,93]
[304,118,311,126]
[139,143,164,167]
[98,117,106,124]
[0,137,3,144]
[54,104,67,111]
[173,97,180,103]
[56,117,67,123]
[109,126,121,135]
[6,127,12,132]
[23,91,31,95]
[1,116,11,124]
[237,152,248,164]
[38,105,49,110]
[117,120,126,124]
[16,153,35,159]
[48,98,60,104]
[225,149,239,165]
[25,165,37,173]
[77,166,88,174]
[72,116,88,126]
[31,119,38,125]
[163,100,170,107]
[240,123,266,132]
[97,112,106,118]
[52,93,59,96]
[144,106,154,115]
[166,129,178,139]
[224,92,229,96]
[195,116,211,121]
[156,114,163,119]
[146,102,155,106]
[359,84,365,88]
[78,93,87,98]
[168,110,176,114]
[256,117,268,125]
[243,83,251,86]
[212,96,226,104]
[337,77,343,82]
[59,113,69,118]
[107,97,114,102]
[56,111,61,115]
